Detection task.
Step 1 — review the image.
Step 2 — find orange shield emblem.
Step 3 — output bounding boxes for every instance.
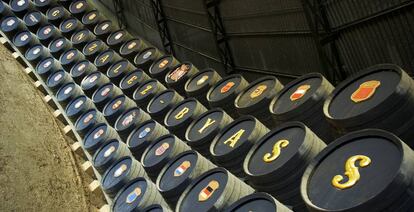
[290,85,311,101]
[351,80,381,103]
[220,82,235,93]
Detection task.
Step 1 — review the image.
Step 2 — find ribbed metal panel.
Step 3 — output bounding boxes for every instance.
[334,6,414,76]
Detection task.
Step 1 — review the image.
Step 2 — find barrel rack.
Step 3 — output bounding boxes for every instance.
[0,30,112,212]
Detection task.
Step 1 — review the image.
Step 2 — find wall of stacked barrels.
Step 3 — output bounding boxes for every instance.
[1,0,414,212]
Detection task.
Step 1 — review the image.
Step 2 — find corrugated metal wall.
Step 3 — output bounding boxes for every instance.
[323,0,414,77]
[95,0,414,83]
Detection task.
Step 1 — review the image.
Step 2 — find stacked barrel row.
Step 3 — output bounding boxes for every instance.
[0,1,263,212]
[2,0,414,212]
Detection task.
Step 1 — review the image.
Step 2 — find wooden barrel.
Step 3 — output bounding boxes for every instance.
[70,29,95,51]
[70,60,97,84]
[235,76,284,128]
[102,95,137,126]
[184,68,222,108]
[36,57,61,81]
[80,71,110,97]
[24,44,49,65]
[156,150,216,208]
[74,109,106,137]
[1,16,25,39]
[133,79,167,111]
[68,0,91,19]
[94,49,122,71]
[141,134,190,181]
[106,59,135,85]
[165,62,199,96]
[134,47,162,74]
[270,73,335,143]
[210,116,269,178]
[207,74,249,119]
[114,107,151,141]
[106,29,132,52]
[93,20,114,41]
[37,24,61,46]
[127,120,169,161]
[92,83,123,111]
[111,177,169,212]
[119,38,149,62]
[59,17,82,39]
[149,55,180,84]
[46,69,72,93]
[301,129,414,211]
[142,204,172,212]
[243,122,326,210]
[23,11,47,33]
[65,95,94,122]
[185,108,233,158]
[92,139,131,175]
[83,123,119,154]
[33,0,56,13]
[9,0,35,18]
[101,156,147,198]
[81,10,102,31]
[119,69,150,97]
[59,48,85,71]
[164,98,207,140]
[48,37,72,59]
[13,30,39,53]
[147,89,184,124]
[323,64,414,148]
[223,192,292,212]
[82,39,108,62]
[56,82,83,108]
[46,5,70,27]
[176,167,254,212]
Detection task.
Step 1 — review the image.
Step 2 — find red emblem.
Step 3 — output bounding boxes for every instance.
[290,85,311,101]
[351,80,381,103]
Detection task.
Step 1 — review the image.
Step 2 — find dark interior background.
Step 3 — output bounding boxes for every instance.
[92,0,414,84]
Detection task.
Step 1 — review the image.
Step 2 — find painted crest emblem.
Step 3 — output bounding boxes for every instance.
[174,161,191,177]
[196,75,209,86]
[74,100,84,109]
[104,146,116,157]
[351,80,381,103]
[83,113,94,124]
[168,64,189,81]
[138,127,151,138]
[198,180,219,202]
[113,164,128,177]
[94,129,104,139]
[158,59,169,69]
[112,100,123,110]
[122,112,136,127]
[101,87,111,96]
[63,86,73,95]
[126,187,141,204]
[250,84,267,98]
[155,142,170,156]
[290,84,311,101]
[127,41,136,49]
[220,82,235,93]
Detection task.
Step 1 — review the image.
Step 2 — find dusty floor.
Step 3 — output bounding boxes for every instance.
[0,44,97,211]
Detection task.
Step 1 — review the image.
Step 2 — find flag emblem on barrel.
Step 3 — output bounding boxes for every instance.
[290,85,311,101]
[220,82,235,93]
[198,180,219,202]
[351,80,381,103]
[126,187,142,204]
[155,142,170,156]
[174,161,191,177]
